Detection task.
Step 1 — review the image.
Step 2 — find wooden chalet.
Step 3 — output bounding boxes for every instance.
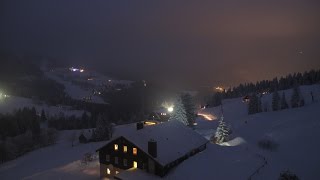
[96,121,208,179]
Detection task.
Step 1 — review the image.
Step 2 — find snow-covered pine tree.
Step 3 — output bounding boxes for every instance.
[280,92,289,110]
[169,97,188,126]
[213,116,230,144]
[181,93,196,127]
[272,90,280,111]
[291,86,301,108]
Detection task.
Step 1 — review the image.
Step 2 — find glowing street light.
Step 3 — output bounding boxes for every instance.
[168,107,174,113]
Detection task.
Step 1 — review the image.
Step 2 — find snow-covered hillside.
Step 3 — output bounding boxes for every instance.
[0,95,86,117]
[45,67,133,104]
[0,130,106,180]
[1,85,319,180]
[198,84,320,179]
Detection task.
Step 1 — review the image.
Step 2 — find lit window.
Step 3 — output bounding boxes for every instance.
[123,159,127,166]
[115,157,118,164]
[116,171,119,174]
[107,168,111,175]
[123,146,127,153]
[133,148,137,155]
[133,161,138,168]
[114,144,118,151]
[106,154,110,162]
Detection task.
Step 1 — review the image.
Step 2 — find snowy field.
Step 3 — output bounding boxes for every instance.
[0,130,106,180]
[45,71,106,104]
[45,68,132,105]
[0,95,86,117]
[1,85,320,179]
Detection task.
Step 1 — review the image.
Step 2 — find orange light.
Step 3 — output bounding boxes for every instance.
[144,121,156,126]
[198,113,215,121]
[133,148,137,155]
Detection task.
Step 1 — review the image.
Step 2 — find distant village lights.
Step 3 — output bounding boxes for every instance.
[215,86,224,92]
[69,67,84,73]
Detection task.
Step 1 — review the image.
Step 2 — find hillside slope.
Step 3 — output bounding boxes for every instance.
[199,84,320,179]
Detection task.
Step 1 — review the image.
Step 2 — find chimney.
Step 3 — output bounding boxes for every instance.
[148,139,157,158]
[136,122,144,130]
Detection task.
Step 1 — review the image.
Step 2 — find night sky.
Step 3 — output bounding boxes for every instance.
[1,0,320,88]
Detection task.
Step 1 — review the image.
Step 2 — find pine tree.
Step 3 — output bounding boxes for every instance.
[81,112,89,128]
[40,109,47,122]
[272,90,280,111]
[169,97,188,126]
[95,115,111,141]
[280,92,289,110]
[258,97,262,113]
[212,116,230,144]
[181,93,196,127]
[291,86,301,108]
[248,94,258,114]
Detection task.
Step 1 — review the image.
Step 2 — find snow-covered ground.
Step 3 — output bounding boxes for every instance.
[198,84,320,179]
[0,95,86,117]
[0,130,106,180]
[45,71,106,104]
[45,68,133,104]
[1,84,319,179]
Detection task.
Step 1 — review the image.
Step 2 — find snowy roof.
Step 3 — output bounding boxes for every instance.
[99,120,208,166]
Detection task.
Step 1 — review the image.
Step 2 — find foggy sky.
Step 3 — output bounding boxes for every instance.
[1,0,320,88]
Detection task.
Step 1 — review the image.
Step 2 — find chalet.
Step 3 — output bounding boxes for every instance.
[96,120,208,179]
[242,95,250,103]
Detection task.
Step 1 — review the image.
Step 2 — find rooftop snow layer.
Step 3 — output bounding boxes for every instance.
[105,120,208,166]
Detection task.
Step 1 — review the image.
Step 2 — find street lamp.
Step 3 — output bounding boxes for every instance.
[168,107,173,113]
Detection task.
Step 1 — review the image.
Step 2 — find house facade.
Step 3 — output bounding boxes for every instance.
[96,121,208,179]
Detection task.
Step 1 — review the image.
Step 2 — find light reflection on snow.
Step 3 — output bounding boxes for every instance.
[197,113,216,121]
[220,137,246,147]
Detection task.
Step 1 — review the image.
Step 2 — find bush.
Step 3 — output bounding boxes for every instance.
[279,170,300,180]
[258,138,278,151]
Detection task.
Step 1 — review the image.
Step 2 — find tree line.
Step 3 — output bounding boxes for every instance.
[248,85,306,115]
[0,107,58,163]
[210,69,320,106]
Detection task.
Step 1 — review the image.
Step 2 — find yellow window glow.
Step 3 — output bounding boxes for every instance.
[133,148,137,155]
[123,146,127,153]
[133,161,138,168]
[114,144,118,151]
[107,168,111,175]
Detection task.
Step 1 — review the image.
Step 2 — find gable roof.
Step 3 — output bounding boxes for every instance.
[97,120,208,166]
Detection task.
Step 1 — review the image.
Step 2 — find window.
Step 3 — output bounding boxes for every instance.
[123,146,127,153]
[106,154,110,162]
[133,148,137,155]
[115,157,118,164]
[133,161,138,168]
[107,168,111,175]
[114,144,118,151]
[123,159,127,166]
